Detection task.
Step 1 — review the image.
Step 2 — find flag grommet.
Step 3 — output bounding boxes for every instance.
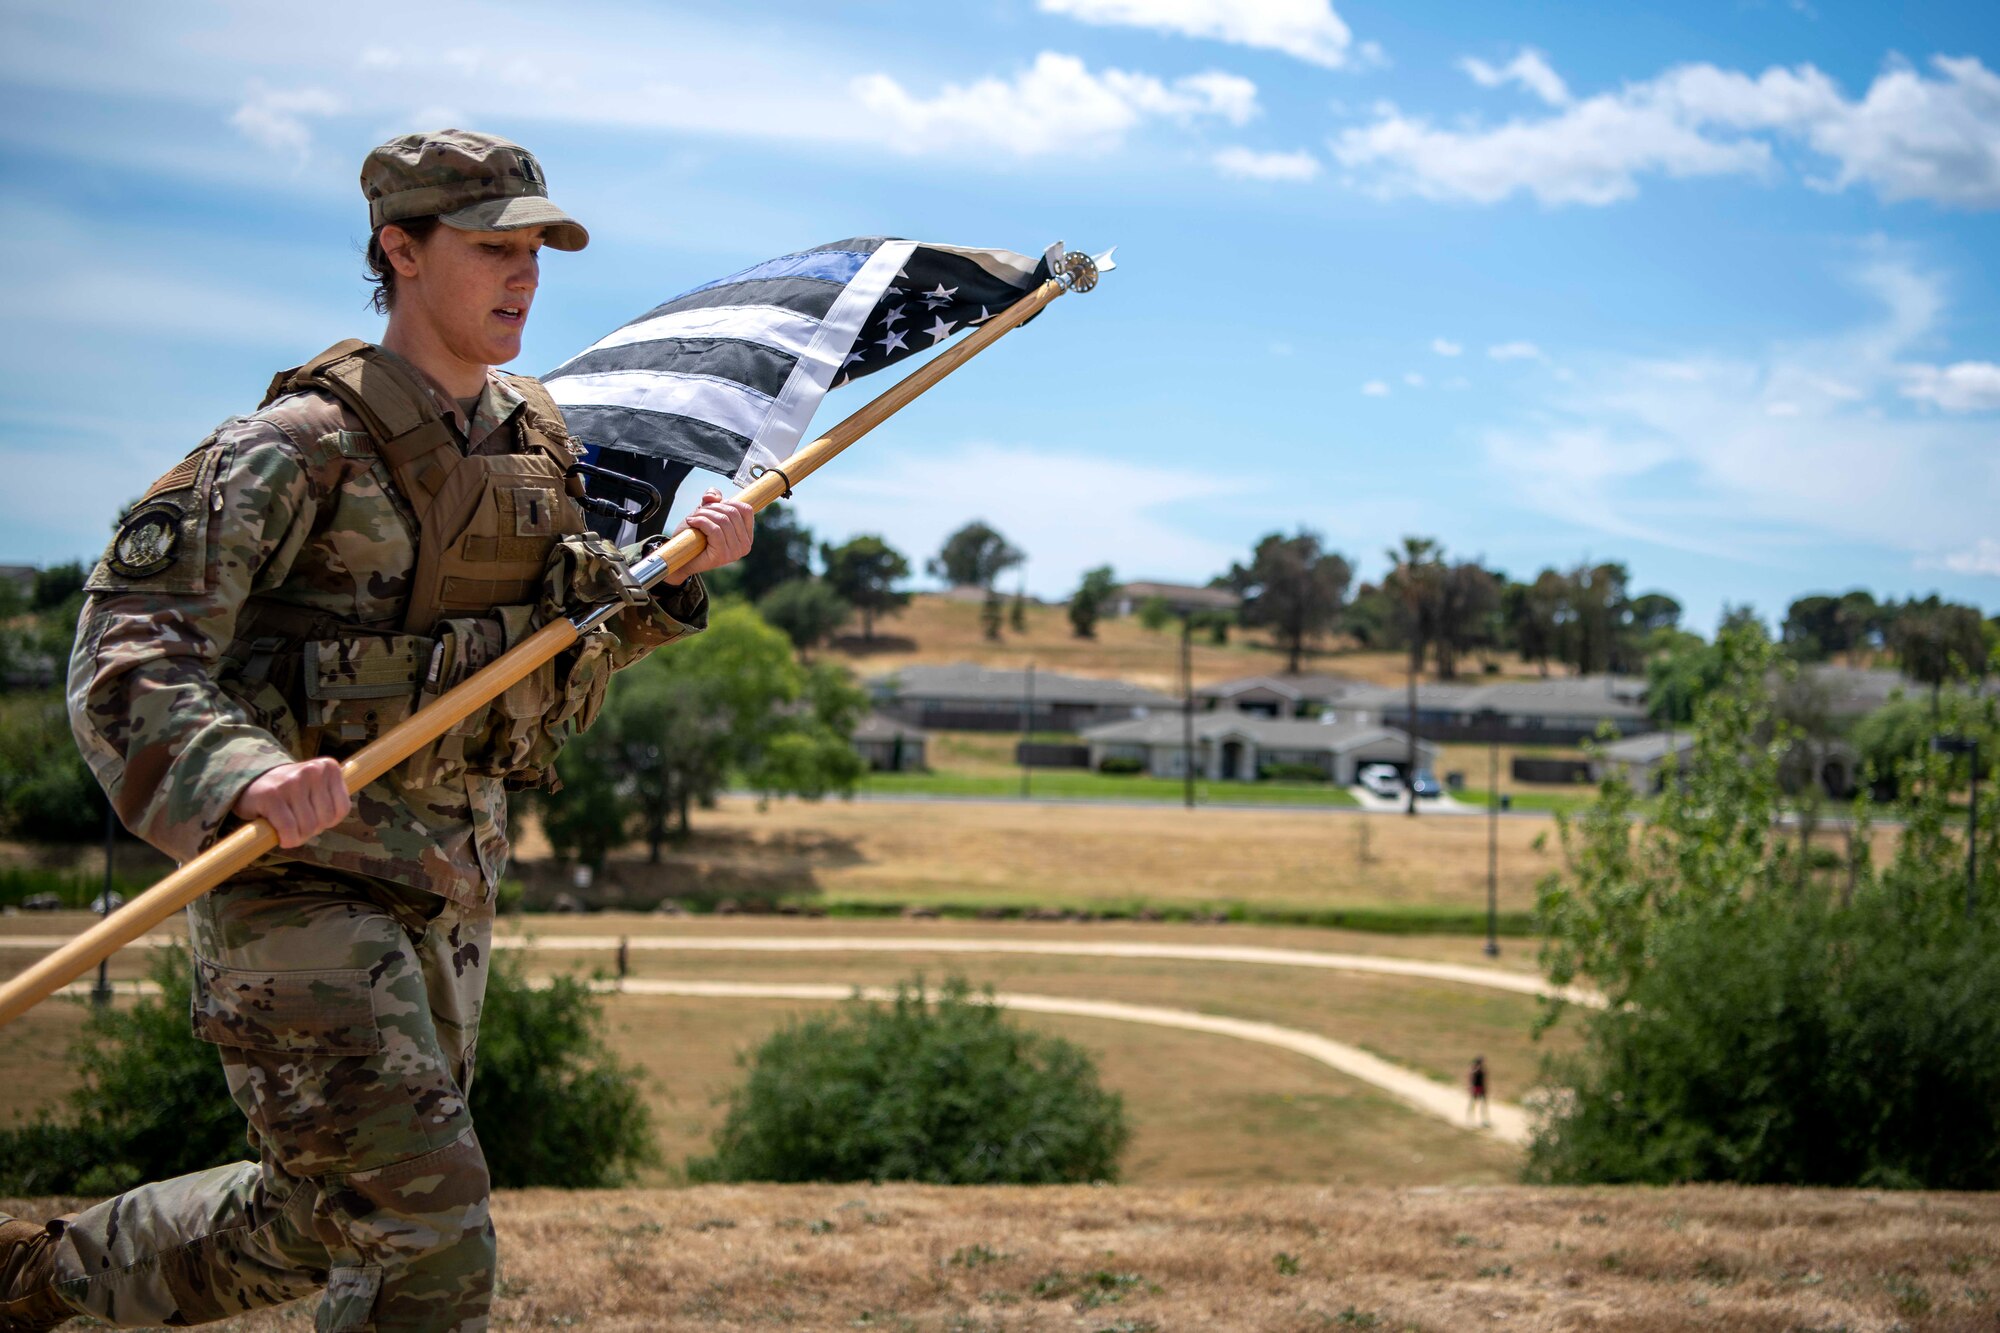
[748,464,794,498]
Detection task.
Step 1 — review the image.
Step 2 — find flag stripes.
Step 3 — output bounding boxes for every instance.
[543,236,1063,490]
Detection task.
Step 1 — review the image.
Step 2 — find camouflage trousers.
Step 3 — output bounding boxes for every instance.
[49,867,497,1331]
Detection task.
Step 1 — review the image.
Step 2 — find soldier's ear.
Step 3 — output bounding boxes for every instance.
[379,224,426,280]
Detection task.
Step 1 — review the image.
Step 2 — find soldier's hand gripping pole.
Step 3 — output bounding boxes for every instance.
[0,258,1100,1027]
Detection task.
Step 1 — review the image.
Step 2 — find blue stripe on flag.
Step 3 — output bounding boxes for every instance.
[679,249,875,298]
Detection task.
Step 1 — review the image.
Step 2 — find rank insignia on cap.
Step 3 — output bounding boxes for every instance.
[109,501,184,578]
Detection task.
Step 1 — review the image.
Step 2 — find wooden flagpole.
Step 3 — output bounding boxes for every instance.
[0,264,1091,1027]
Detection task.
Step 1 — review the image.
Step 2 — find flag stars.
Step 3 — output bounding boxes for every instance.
[924,315,957,344]
[923,283,958,309]
[876,327,909,354]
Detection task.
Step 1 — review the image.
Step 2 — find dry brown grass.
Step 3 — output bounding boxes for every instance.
[523,795,1564,916]
[7,1184,1993,1330]
[824,594,1575,691]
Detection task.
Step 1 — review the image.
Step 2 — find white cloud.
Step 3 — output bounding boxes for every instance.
[856,53,1257,156]
[1460,48,1570,107]
[1901,360,2000,412]
[1213,145,1320,181]
[1361,380,1390,396]
[1037,0,1360,70]
[1431,337,1462,356]
[229,85,342,163]
[1403,371,1425,387]
[1479,254,2000,569]
[1488,341,1547,361]
[1939,539,2000,577]
[1332,52,2000,208]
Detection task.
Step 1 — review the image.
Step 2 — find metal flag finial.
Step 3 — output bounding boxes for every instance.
[1055,249,1101,293]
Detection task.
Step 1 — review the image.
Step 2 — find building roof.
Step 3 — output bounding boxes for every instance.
[1197,672,1375,704]
[1115,581,1241,612]
[1081,712,1433,755]
[869,663,1178,708]
[1595,731,1697,764]
[851,713,927,742]
[1340,674,1651,719]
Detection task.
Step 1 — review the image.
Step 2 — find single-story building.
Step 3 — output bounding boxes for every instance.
[1592,730,1859,798]
[870,663,1178,733]
[1196,673,1378,722]
[1081,713,1439,784]
[1348,675,1653,744]
[1590,731,1697,793]
[851,713,927,772]
[1109,580,1241,618]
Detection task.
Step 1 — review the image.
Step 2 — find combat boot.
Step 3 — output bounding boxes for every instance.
[0,1215,72,1332]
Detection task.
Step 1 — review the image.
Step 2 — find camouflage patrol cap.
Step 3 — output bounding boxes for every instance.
[362,129,588,251]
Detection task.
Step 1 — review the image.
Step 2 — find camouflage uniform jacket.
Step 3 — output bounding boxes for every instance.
[68,346,706,906]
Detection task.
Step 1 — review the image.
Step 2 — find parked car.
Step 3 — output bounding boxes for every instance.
[1356,763,1403,799]
[1410,769,1443,800]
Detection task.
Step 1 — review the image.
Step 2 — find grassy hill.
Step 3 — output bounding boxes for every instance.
[4,1183,1987,1329]
[820,592,1574,691]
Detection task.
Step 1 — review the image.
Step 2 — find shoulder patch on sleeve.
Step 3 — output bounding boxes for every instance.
[86,432,234,595]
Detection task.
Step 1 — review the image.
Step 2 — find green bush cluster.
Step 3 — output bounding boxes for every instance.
[0,947,655,1194]
[688,976,1128,1185]
[0,696,108,843]
[1257,761,1328,783]
[1096,756,1144,775]
[1532,629,2000,1188]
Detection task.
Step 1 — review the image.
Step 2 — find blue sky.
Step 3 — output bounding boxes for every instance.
[2,0,1996,634]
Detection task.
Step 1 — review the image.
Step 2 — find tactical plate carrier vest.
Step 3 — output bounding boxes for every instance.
[224,340,617,789]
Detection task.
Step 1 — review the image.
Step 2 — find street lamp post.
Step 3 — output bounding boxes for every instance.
[1481,709,1500,958]
[1932,735,1981,920]
[1181,613,1195,809]
[1020,662,1035,800]
[93,802,117,1008]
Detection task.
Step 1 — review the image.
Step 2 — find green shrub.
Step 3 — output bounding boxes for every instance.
[1531,629,2000,1189]
[0,698,109,842]
[1257,761,1327,783]
[0,944,655,1193]
[687,976,1128,1184]
[1097,756,1144,775]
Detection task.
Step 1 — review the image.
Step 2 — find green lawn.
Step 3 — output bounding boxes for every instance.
[859,769,1359,807]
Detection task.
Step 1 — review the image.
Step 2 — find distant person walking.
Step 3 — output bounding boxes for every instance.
[1467,1056,1491,1128]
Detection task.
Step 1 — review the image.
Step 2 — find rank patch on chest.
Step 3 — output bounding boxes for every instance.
[108,501,184,578]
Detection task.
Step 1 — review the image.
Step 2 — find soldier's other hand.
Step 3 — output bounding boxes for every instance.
[666,487,755,583]
[234,759,351,848]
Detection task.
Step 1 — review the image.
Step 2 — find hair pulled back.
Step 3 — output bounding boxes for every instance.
[365,216,443,315]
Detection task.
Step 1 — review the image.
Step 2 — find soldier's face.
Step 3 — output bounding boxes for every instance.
[393,224,544,369]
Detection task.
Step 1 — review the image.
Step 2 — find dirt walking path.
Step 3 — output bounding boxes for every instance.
[501,932,1602,1005]
[609,978,1530,1145]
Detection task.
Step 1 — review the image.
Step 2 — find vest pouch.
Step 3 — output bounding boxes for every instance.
[301,634,429,755]
[408,609,555,786]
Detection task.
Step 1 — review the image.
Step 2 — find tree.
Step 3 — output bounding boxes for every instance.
[687,977,1128,1185]
[1888,595,1992,713]
[1008,586,1028,634]
[820,535,910,641]
[927,520,1024,590]
[0,699,110,842]
[1645,637,1726,726]
[1629,592,1681,635]
[1781,593,1842,662]
[1383,536,1443,677]
[1067,565,1118,639]
[757,578,850,657]
[1531,631,2000,1188]
[30,560,85,612]
[1508,571,1568,676]
[1567,562,1637,674]
[703,502,814,603]
[979,587,1004,641]
[1432,560,1502,681]
[539,606,867,850]
[1227,530,1353,673]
